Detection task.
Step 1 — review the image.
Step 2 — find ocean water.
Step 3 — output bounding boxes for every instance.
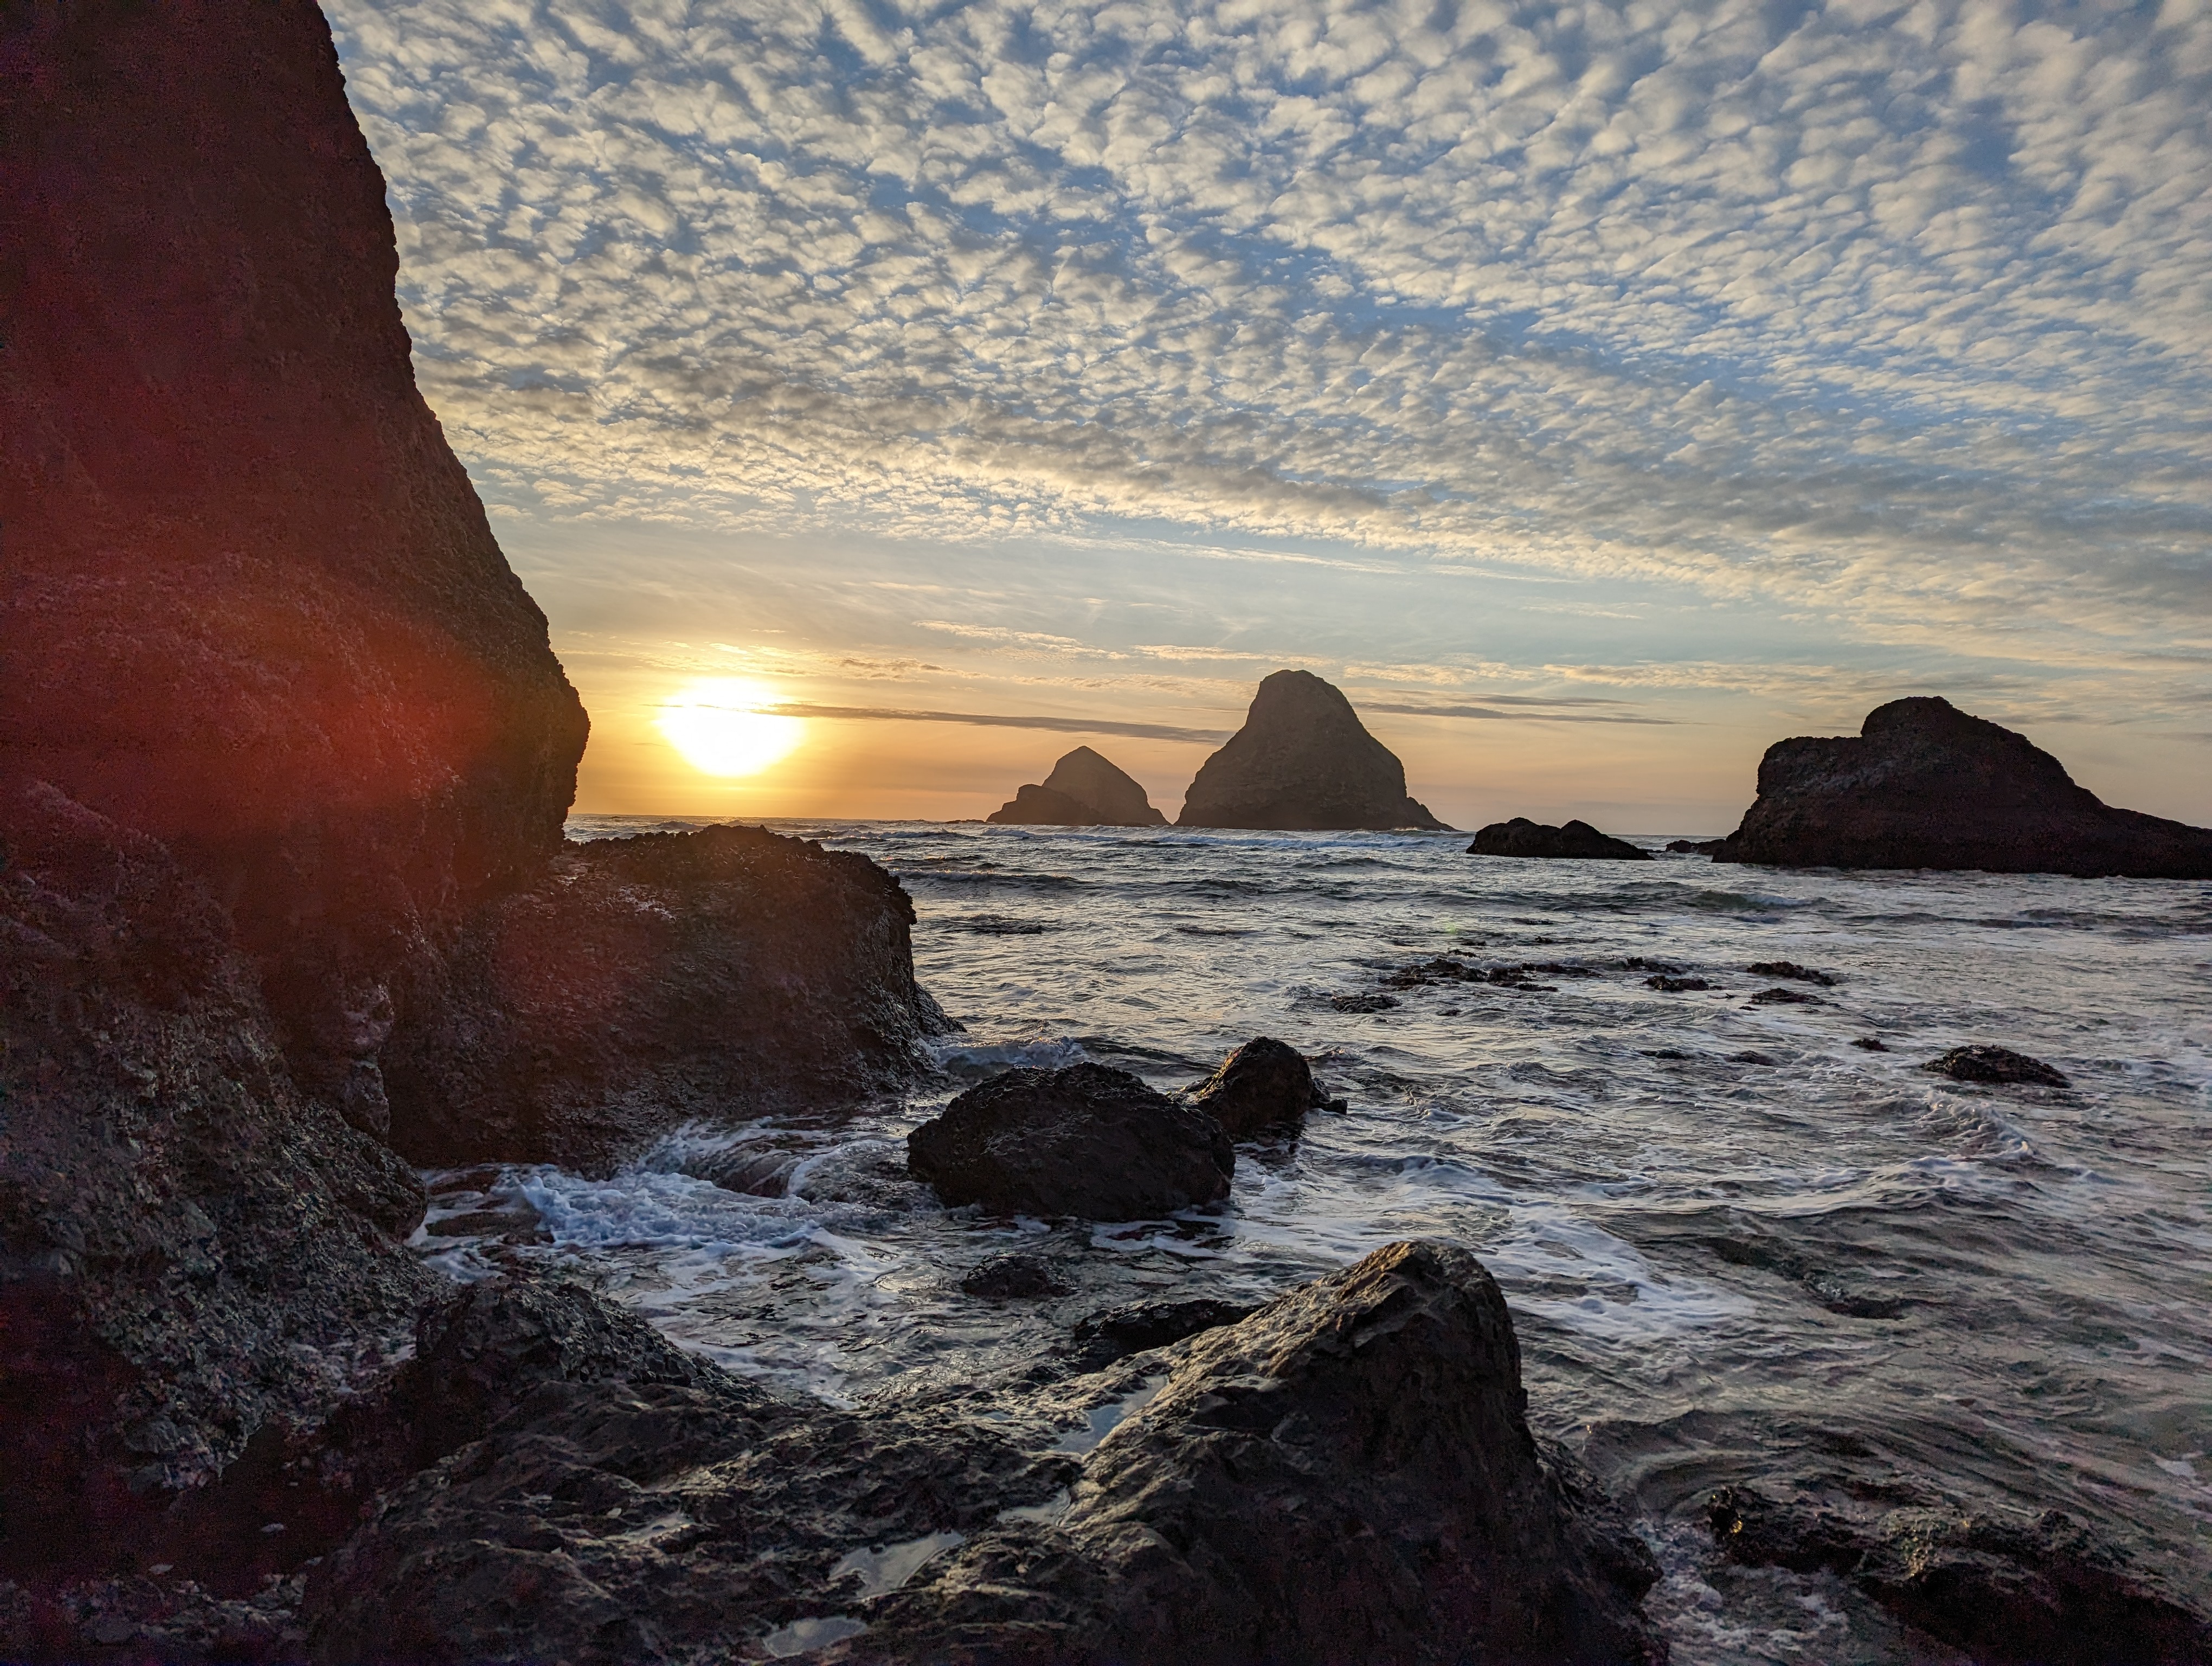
[420,817,2212,1662]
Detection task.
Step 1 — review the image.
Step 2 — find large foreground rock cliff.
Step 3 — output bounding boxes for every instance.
[1712,697,2212,877]
[1178,671,1449,831]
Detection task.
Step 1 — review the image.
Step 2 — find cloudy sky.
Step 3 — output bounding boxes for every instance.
[327,0,2212,827]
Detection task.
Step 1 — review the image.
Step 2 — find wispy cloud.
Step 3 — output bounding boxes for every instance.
[1365,702,1674,726]
[768,702,1227,744]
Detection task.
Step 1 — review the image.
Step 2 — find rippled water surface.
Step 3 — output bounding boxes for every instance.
[423,817,2212,1662]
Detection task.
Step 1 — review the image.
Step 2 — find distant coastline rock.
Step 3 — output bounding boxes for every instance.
[909,1062,1234,1219]
[1666,837,1726,855]
[383,824,958,1175]
[1178,670,1449,831]
[1712,697,2212,877]
[989,747,1167,826]
[1469,817,1650,860]
[1188,1036,1327,1138]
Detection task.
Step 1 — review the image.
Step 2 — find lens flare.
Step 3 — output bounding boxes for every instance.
[658,679,806,777]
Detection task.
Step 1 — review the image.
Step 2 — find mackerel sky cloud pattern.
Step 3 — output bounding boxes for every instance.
[327,0,2212,729]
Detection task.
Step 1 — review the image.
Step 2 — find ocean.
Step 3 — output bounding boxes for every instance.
[416,817,2212,1663]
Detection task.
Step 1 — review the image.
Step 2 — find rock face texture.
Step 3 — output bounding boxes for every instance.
[989,747,1166,826]
[1,0,590,1118]
[1188,1036,1326,1138]
[0,779,438,1582]
[1713,697,2212,877]
[865,1241,1664,1665]
[301,1246,1662,1666]
[384,825,956,1173]
[1469,818,1651,860]
[1178,671,1449,831]
[909,1063,1235,1218]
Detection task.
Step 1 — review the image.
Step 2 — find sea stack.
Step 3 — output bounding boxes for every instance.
[1469,817,1650,860]
[988,745,1167,826]
[1713,697,2212,877]
[1178,670,1449,831]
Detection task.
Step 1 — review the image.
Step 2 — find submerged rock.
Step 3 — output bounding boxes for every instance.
[908,1063,1234,1219]
[1747,960,1837,985]
[962,1255,1065,1299]
[864,1241,1665,1665]
[1708,1485,2212,1665]
[383,824,956,1174]
[1187,1037,1326,1138]
[1921,1045,2070,1088]
[1469,818,1651,860]
[1712,697,2212,877]
[989,747,1166,826]
[1178,671,1449,831]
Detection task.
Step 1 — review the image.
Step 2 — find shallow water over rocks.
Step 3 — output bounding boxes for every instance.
[417,817,2212,1663]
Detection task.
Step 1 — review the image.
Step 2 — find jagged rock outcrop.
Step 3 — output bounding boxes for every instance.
[909,1063,1234,1219]
[1469,818,1650,860]
[301,1247,1663,1666]
[383,824,957,1173]
[1188,1037,1327,1138]
[1178,671,1449,831]
[1921,1045,2070,1088]
[1,0,589,1125]
[988,747,1166,826]
[1712,697,2212,877]
[0,779,438,1585]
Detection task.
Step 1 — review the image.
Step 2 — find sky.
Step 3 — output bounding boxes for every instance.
[326,0,2212,830]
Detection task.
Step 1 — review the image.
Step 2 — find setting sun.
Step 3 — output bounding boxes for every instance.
[656,679,806,777]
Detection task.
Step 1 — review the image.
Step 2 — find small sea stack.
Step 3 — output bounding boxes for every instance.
[1712,697,2212,877]
[1178,670,1449,831]
[1468,817,1650,860]
[988,745,1167,826]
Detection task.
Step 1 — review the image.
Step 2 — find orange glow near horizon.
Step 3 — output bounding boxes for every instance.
[655,679,807,778]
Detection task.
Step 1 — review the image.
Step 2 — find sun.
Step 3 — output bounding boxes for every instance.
[657,679,807,778]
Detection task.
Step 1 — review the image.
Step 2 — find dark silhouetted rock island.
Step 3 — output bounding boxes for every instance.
[909,1062,1234,1219]
[1178,670,1449,830]
[1469,817,1650,860]
[1713,697,2212,877]
[989,746,1167,825]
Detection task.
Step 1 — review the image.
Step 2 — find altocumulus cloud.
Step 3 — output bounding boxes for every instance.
[327,0,2212,665]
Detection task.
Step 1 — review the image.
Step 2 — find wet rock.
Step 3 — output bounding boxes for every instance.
[1666,838,1725,855]
[1708,1485,2212,1665]
[1329,992,1401,1012]
[1712,696,2212,877]
[962,1256,1064,1300]
[1852,1036,1889,1052]
[989,748,1166,827]
[1732,1052,1778,1066]
[1921,1045,2071,1088]
[1748,986,1819,1005]
[1,0,588,1107]
[1178,671,1449,831]
[1623,957,1683,973]
[1469,818,1651,860]
[908,1064,1234,1219]
[383,824,957,1174]
[1645,974,1713,992]
[1187,1037,1324,1139]
[1069,1297,1258,1364]
[1747,960,1837,986]
[862,1241,1665,1665]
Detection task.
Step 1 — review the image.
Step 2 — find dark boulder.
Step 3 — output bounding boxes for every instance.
[1666,838,1725,855]
[1069,1297,1258,1366]
[1,0,589,1114]
[989,748,1166,826]
[1188,1037,1325,1138]
[961,1255,1065,1299]
[1747,960,1836,985]
[382,824,957,1173]
[1178,671,1448,831]
[1708,1485,2211,1665]
[1712,697,2212,877]
[1645,974,1712,991]
[1922,1045,2070,1088]
[1748,986,1819,1005]
[909,1064,1233,1219]
[864,1241,1666,1665]
[1469,818,1651,860]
